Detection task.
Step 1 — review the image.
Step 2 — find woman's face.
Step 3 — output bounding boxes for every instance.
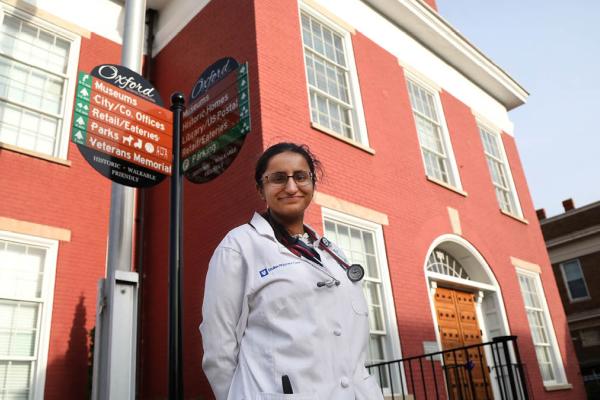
[259,151,314,222]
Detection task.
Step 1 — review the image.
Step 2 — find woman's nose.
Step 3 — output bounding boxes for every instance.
[284,176,299,192]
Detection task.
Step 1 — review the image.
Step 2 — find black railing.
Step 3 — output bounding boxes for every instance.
[367,336,532,400]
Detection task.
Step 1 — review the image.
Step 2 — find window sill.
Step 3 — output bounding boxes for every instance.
[500,209,528,225]
[0,142,71,167]
[544,383,572,391]
[311,122,375,155]
[569,296,591,304]
[426,176,468,197]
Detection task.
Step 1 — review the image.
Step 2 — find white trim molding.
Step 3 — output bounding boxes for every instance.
[0,216,71,242]
[314,191,389,225]
[510,256,541,274]
[362,0,527,110]
[0,230,59,400]
[515,267,569,388]
[320,207,404,394]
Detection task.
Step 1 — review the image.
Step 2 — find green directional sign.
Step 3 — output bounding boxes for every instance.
[71,72,92,145]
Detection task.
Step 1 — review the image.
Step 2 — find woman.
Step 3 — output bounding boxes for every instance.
[200,142,384,400]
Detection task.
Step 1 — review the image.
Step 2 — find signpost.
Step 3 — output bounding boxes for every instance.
[181,58,250,183]
[72,64,172,187]
[83,54,251,399]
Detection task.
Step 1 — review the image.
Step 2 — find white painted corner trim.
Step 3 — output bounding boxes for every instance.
[362,0,528,110]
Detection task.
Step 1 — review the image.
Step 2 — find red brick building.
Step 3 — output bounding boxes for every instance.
[0,0,585,399]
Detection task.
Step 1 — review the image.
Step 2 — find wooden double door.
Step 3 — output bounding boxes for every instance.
[434,287,493,399]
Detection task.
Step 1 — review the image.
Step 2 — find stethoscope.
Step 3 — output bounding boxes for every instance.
[317,237,365,283]
[250,216,365,286]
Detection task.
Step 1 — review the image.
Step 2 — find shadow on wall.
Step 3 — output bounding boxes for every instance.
[66,294,89,398]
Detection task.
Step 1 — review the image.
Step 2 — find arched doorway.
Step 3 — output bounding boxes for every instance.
[424,235,511,399]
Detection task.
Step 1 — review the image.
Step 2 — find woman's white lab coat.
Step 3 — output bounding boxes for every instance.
[200,213,384,400]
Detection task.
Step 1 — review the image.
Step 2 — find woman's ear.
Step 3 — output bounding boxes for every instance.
[257,185,265,201]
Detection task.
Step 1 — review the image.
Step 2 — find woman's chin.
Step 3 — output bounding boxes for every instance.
[270,207,305,221]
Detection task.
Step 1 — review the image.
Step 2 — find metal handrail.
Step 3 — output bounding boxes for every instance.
[366,336,532,400]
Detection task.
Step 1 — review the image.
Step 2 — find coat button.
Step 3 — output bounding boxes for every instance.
[333,328,342,336]
[340,376,350,388]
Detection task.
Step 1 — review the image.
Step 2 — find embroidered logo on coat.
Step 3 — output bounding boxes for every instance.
[258,261,302,278]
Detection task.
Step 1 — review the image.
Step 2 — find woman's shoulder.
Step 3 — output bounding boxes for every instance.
[216,217,264,250]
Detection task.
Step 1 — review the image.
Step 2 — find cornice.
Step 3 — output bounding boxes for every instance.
[363,0,528,110]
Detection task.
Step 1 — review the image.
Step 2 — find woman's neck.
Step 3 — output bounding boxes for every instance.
[268,210,304,236]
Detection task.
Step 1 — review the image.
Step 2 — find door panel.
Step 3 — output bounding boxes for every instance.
[434,287,493,399]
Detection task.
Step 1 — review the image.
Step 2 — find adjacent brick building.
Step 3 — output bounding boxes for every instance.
[539,200,600,398]
[0,0,586,399]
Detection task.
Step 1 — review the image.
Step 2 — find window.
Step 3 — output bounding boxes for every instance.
[427,248,470,280]
[0,7,79,158]
[560,259,589,302]
[478,125,521,216]
[323,217,389,364]
[0,232,58,400]
[406,79,459,187]
[580,329,600,348]
[300,9,366,143]
[517,271,566,385]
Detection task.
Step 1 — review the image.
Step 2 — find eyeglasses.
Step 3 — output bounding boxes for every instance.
[263,171,313,187]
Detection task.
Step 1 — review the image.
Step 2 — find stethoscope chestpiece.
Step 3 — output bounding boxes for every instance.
[347,264,365,282]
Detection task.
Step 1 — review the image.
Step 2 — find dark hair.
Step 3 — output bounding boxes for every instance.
[255,142,322,188]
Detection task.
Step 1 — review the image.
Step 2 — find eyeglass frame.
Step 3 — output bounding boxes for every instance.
[262,170,315,187]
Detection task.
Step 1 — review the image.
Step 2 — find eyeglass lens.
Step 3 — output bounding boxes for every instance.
[266,171,312,186]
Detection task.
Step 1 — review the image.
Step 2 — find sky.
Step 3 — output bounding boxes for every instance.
[436,0,600,218]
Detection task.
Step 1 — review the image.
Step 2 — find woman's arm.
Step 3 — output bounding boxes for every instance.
[199,245,247,400]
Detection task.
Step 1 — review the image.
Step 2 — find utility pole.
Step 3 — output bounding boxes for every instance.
[92,1,147,399]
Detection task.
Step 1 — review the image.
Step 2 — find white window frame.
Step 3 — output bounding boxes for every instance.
[405,72,462,190]
[559,259,590,303]
[298,2,369,146]
[0,4,81,160]
[0,230,58,400]
[477,121,523,217]
[516,268,567,387]
[321,208,403,391]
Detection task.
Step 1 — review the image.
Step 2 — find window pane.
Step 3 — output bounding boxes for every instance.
[562,259,587,300]
[0,301,39,358]
[0,360,32,399]
[569,279,588,299]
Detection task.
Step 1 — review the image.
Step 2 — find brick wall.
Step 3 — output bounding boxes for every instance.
[139,0,585,398]
[0,33,121,400]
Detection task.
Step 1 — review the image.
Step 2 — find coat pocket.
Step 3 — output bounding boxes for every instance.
[351,289,369,316]
[255,393,318,400]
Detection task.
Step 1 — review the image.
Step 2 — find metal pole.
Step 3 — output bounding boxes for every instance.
[169,92,185,399]
[107,0,146,272]
[92,1,146,399]
[498,336,520,400]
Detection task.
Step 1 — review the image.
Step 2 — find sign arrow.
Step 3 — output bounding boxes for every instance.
[79,88,89,97]
[72,130,85,144]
